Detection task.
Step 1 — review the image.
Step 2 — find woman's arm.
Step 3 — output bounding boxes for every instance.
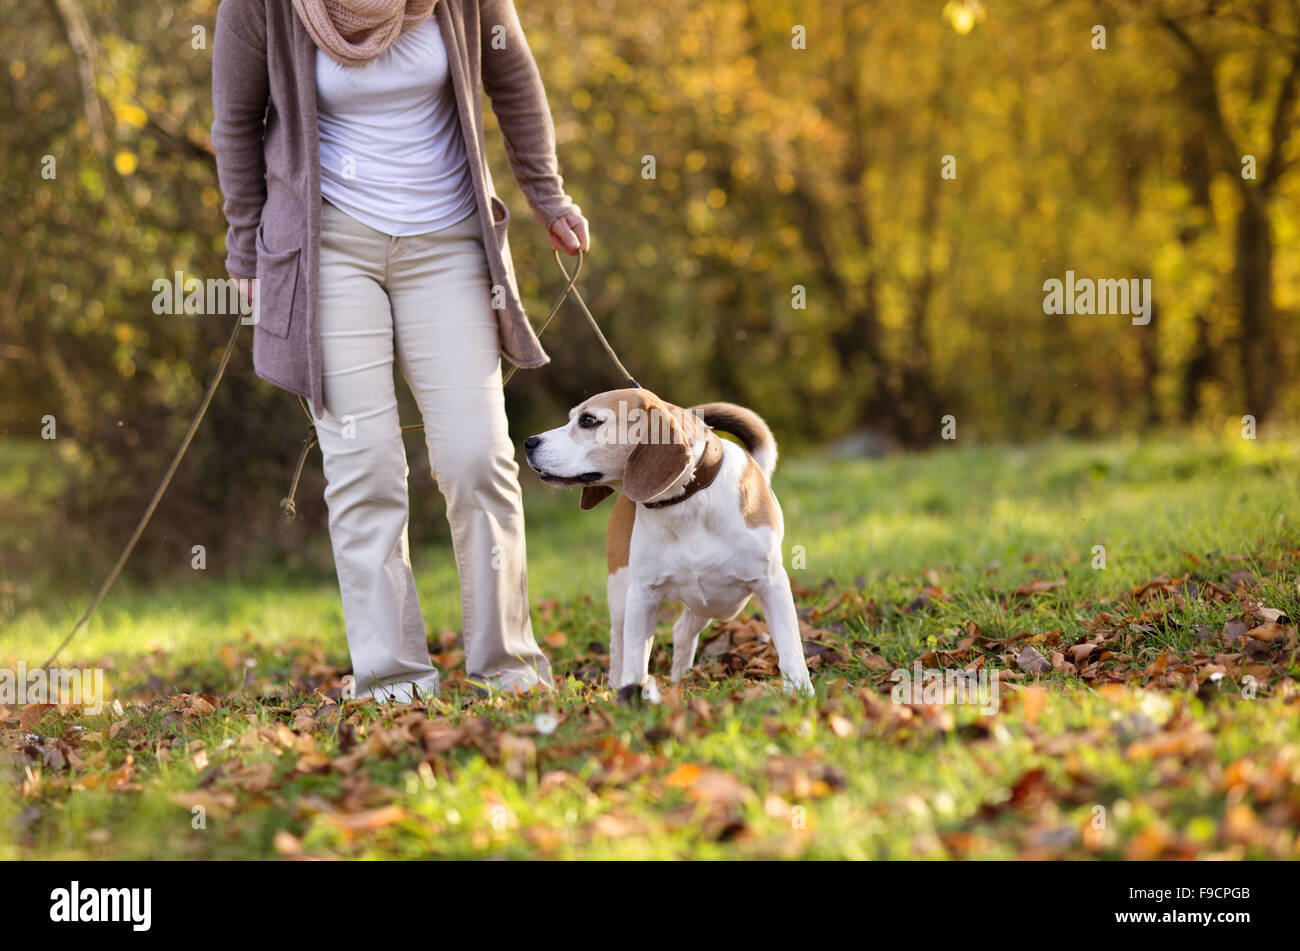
[211,0,270,281]
[479,0,587,251]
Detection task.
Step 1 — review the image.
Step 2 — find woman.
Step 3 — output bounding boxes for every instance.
[211,0,588,701]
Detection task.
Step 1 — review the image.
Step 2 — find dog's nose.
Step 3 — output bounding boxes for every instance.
[524,436,541,452]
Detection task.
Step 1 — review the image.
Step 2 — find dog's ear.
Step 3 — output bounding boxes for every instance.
[622,405,695,503]
[579,485,614,509]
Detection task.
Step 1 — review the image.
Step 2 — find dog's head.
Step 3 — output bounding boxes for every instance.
[524,388,708,509]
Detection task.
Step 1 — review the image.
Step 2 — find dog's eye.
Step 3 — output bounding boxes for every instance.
[578,413,602,429]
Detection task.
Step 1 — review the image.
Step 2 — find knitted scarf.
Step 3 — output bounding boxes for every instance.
[291,0,437,67]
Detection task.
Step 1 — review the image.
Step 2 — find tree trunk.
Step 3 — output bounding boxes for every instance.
[1235,195,1277,420]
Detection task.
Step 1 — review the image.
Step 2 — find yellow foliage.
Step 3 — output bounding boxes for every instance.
[943,1,986,36]
[112,102,148,130]
[113,151,138,176]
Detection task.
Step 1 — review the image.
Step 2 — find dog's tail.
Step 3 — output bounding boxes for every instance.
[690,402,777,480]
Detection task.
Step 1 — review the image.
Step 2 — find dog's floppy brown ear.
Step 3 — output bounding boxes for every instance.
[622,405,694,503]
[580,485,614,509]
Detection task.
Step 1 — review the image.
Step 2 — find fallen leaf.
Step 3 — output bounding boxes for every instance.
[684,768,753,808]
[17,704,56,732]
[664,763,702,788]
[273,830,302,855]
[827,715,855,738]
[1016,646,1053,675]
[326,804,407,834]
[1013,578,1065,598]
[1021,685,1046,725]
[1222,618,1249,644]
[1246,620,1291,642]
[1125,727,1211,760]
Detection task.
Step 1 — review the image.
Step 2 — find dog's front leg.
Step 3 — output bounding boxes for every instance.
[618,586,661,691]
[670,608,713,682]
[606,569,629,689]
[756,572,814,696]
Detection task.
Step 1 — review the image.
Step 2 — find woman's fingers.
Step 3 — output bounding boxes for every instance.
[549,213,590,255]
[567,213,590,253]
[231,275,256,319]
[234,276,256,312]
[549,216,579,253]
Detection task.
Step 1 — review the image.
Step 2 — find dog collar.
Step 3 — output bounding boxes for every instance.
[642,432,725,509]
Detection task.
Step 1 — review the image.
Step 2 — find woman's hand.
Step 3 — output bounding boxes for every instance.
[232,275,256,315]
[548,211,590,256]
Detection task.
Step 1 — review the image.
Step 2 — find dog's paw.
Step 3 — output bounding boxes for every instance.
[616,678,662,706]
[782,674,815,698]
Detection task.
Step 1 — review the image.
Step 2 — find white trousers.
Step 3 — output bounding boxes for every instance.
[314,199,552,701]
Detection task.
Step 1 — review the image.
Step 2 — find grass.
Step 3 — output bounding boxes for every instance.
[1,431,1298,859]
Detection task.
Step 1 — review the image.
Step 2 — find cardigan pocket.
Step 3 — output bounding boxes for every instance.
[254,223,301,340]
[489,195,511,246]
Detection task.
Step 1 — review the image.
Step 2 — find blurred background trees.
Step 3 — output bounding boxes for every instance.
[2,0,1298,583]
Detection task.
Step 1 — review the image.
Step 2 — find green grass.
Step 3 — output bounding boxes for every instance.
[2,432,1299,859]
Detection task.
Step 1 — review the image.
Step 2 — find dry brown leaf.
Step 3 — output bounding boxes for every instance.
[1008,768,1051,808]
[273,830,303,855]
[17,704,56,732]
[1144,652,1172,678]
[498,733,536,782]
[684,768,754,808]
[664,763,702,788]
[1125,727,1211,761]
[827,714,855,738]
[1021,685,1046,725]
[1222,617,1250,643]
[1246,620,1292,642]
[170,789,237,816]
[1014,578,1065,598]
[592,812,642,838]
[294,752,331,774]
[1016,646,1053,675]
[1068,641,1101,665]
[326,804,407,834]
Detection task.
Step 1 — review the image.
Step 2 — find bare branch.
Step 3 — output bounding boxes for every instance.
[45,0,107,155]
[1262,44,1300,190]
[1154,9,1251,191]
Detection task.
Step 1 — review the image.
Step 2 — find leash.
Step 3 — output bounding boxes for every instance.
[38,315,245,671]
[280,248,636,517]
[40,247,634,670]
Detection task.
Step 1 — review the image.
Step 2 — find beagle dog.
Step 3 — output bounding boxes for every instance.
[524,388,814,697]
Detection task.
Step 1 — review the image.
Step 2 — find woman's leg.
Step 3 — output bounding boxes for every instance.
[315,200,441,702]
[386,213,553,693]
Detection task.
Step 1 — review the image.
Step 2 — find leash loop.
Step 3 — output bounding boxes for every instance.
[548,250,639,389]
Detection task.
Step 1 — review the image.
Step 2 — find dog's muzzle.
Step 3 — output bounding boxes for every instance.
[523,435,602,485]
[533,469,605,486]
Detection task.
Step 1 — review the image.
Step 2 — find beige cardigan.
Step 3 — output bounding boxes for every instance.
[211,0,579,415]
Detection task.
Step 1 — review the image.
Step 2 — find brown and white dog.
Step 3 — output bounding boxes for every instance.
[524,388,814,697]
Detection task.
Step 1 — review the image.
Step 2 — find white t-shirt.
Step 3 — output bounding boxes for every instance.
[316,18,477,237]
